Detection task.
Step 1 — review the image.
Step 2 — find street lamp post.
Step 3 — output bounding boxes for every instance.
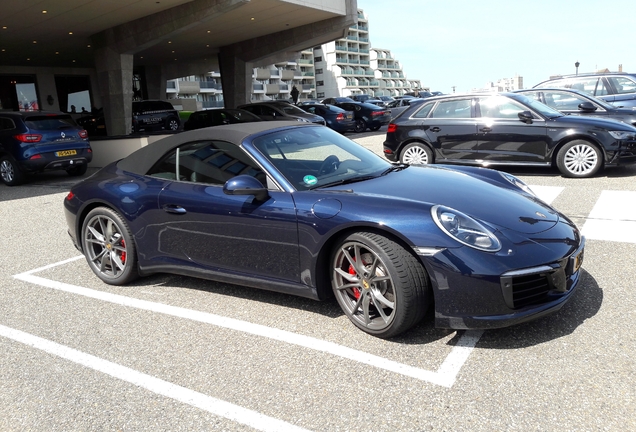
[575,61,580,76]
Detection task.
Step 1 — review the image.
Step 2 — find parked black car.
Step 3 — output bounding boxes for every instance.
[515,88,636,127]
[183,108,262,131]
[534,72,636,108]
[351,94,374,103]
[331,101,391,133]
[132,100,181,133]
[384,93,636,178]
[238,101,325,125]
[297,103,355,133]
[0,111,92,185]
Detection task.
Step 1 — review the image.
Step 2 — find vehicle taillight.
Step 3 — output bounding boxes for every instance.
[29,154,43,160]
[14,133,42,143]
[371,110,385,117]
[336,113,345,121]
[78,129,88,139]
[66,191,75,200]
[387,123,398,133]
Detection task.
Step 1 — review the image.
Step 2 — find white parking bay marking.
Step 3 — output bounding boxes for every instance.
[15,258,482,388]
[582,190,636,243]
[528,185,564,205]
[0,325,309,432]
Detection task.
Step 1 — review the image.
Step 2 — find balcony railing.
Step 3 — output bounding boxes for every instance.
[167,81,176,89]
[199,82,222,90]
[298,59,313,64]
[347,36,358,41]
[202,100,224,108]
[253,84,264,90]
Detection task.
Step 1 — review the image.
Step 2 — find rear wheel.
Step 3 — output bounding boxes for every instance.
[81,207,139,285]
[556,140,602,178]
[331,231,429,338]
[67,164,88,177]
[354,119,366,133]
[0,156,25,186]
[400,142,433,165]
[166,117,180,131]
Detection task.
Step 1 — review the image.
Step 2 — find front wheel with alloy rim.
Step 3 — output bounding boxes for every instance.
[0,156,25,186]
[81,207,139,285]
[166,117,180,131]
[556,140,602,178]
[331,231,430,338]
[400,142,433,165]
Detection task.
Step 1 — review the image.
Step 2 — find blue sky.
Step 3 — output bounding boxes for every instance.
[359,0,635,93]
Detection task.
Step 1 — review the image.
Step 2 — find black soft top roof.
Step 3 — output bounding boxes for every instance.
[117,121,308,175]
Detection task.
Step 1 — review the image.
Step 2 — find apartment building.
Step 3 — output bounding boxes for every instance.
[168,9,423,108]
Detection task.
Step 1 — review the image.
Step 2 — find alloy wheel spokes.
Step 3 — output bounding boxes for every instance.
[85,215,128,278]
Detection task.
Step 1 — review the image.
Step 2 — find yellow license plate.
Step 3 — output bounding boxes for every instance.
[56,150,77,157]
[573,249,584,272]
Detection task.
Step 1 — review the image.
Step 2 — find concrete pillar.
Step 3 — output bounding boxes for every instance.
[144,66,167,101]
[218,48,253,108]
[94,46,133,136]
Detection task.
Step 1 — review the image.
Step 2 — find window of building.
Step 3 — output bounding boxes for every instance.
[317,92,325,98]
[316,81,324,86]
[314,56,322,63]
[55,75,93,113]
[315,68,323,75]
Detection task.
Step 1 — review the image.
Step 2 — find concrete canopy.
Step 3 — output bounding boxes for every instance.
[0,0,357,134]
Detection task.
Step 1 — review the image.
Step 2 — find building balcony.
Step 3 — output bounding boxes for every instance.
[348,47,358,52]
[298,59,313,64]
[335,45,347,51]
[199,82,222,91]
[346,36,358,41]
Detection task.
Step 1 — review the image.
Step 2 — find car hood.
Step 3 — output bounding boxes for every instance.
[342,166,559,234]
[550,113,636,130]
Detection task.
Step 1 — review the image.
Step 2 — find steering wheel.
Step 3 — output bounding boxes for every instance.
[318,155,340,175]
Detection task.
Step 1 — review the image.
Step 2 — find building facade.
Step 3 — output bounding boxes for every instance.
[169,8,423,108]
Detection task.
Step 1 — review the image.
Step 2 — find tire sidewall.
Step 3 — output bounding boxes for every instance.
[556,140,602,178]
[81,207,138,285]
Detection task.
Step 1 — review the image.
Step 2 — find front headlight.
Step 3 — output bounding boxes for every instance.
[499,171,536,196]
[431,205,502,252]
[609,130,636,140]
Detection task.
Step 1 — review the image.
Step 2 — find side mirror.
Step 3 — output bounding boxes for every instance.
[223,175,269,201]
[518,110,534,124]
[578,102,597,112]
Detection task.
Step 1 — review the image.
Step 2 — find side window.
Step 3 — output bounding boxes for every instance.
[607,77,636,95]
[549,92,587,110]
[241,106,259,115]
[147,141,266,186]
[261,106,278,117]
[521,91,541,103]
[478,97,524,119]
[412,102,434,118]
[305,106,317,114]
[430,99,472,118]
[568,78,598,96]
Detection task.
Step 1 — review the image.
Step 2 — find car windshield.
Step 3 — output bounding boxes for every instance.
[280,104,309,115]
[512,94,564,118]
[252,126,392,191]
[25,115,77,130]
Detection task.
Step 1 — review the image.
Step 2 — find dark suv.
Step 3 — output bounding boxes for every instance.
[534,72,636,108]
[0,111,92,186]
[132,100,181,133]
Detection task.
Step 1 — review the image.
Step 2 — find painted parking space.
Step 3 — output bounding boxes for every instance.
[581,190,636,243]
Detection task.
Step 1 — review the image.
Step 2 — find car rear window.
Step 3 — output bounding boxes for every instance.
[24,115,77,130]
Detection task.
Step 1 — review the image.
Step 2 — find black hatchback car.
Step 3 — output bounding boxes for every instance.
[0,111,92,186]
[515,88,636,127]
[383,93,636,178]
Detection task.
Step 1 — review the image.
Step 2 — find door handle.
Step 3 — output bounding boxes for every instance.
[430,127,441,132]
[162,204,187,215]
[480,127,492,132]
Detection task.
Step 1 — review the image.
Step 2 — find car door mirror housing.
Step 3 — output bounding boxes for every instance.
[578,102,597,112]
[223,175,269,201]
[518,110,534,124]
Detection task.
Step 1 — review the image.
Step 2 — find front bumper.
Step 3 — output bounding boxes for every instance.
[424,235,585,330]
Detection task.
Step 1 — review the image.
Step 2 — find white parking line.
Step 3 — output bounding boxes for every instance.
[529,185,564,205]
[0,324,309,432]
[14,258,482,388]
[582,191,636,243]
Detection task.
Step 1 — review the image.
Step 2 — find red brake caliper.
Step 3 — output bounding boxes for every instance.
[348,257,361,300]
[120,239,126,264]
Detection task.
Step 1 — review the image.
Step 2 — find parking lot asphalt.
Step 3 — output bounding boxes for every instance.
[1,130,635,431]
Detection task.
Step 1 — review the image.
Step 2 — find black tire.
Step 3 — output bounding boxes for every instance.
[400,142,434,165]
[556,140,602,178]
[67,164,88,177]
[0,155,26,186]
[354,119,366,133]
[166,117,180,131]
[81,207,139,285]
[331,231,430,338]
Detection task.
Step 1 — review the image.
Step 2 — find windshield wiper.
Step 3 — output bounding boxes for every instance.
[311,175,378,190]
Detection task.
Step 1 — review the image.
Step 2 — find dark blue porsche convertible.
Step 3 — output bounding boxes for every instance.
[64,122,585,338]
